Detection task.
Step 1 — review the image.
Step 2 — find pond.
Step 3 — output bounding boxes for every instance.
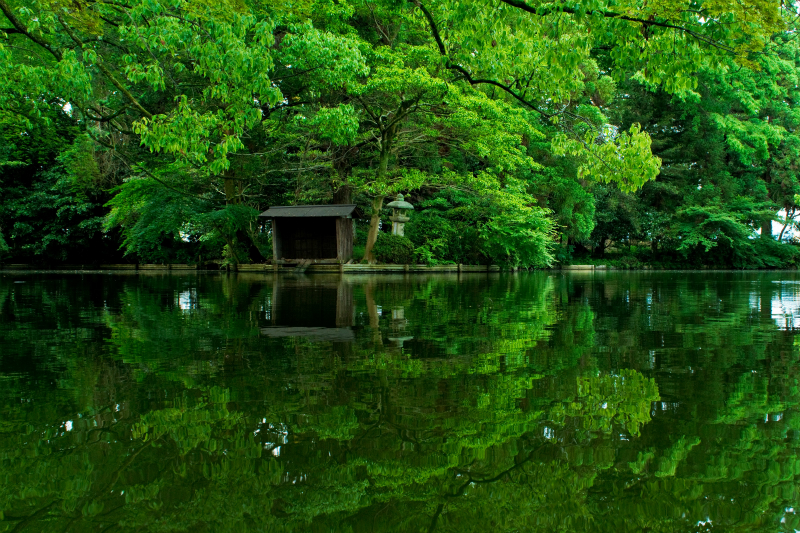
[1,271,799,532]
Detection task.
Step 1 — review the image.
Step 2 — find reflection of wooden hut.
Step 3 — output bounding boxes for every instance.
[260,277,354,342]
[258,205,355,263]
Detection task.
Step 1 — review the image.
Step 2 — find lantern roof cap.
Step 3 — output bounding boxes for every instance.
[386,194,414,210]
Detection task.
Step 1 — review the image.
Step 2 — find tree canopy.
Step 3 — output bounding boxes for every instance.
[0,0,796,267]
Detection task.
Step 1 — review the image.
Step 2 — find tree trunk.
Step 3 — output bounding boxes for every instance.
[762,218,773,240]
[333,184,352,204]
[224,176,237,205]
[779,222,789,241]
[594,237,607,258]
[237,228,265,262]
[223,174,245,265]
[220,174,265,263]
[363,130,394,264]
[779,208,795,241]
[363,196,384,263]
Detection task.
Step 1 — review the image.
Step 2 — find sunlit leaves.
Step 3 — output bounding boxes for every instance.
[305,104,360,146]
[552,123,661,192]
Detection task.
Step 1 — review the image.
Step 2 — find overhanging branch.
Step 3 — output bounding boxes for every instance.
[0,0,62,60]
[497,0,738,54]
[57,15,154,120]
[413,0,552,118]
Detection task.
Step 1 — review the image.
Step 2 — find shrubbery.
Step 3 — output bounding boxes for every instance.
[404,189,555,267]
[372,234,415,264]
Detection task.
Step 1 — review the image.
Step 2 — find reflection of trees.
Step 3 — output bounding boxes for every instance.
[2,272,800,531]
[563,273,800,532]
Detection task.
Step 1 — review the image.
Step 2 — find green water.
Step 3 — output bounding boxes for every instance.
[1,271,799,532]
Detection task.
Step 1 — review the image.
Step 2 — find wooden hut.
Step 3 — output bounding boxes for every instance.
[259,204,356,263]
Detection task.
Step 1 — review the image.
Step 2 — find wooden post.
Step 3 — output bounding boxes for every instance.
[336,217,353,262]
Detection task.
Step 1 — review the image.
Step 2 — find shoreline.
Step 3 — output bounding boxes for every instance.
[0,263,797,274]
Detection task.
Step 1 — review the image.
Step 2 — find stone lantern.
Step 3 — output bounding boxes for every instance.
[386,194,414,236]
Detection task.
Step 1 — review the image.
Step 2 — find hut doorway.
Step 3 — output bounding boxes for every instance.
[275,217,337,259]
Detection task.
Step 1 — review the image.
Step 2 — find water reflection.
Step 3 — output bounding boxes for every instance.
[261,278,355,341]
[0,271,799,532]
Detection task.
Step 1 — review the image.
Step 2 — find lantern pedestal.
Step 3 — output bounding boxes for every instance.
[389,215,410,236]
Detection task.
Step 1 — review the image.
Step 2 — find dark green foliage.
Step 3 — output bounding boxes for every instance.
[105,178,265,264]
[405,191,490,265]
[0,168,113,263]
[405,189,554,267]
[568,33,800,269]
[372,234,414,264]
[0,113,123,264]
[104,179,207,263]
[405,212,482,265]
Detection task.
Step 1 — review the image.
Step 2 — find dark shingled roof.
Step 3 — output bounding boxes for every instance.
[258,204,356,218]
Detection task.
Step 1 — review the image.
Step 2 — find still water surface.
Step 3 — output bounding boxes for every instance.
[1,271,800,532]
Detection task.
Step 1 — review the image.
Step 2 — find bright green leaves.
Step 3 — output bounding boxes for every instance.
[357,64,447,98]
[119,2,281,174]
[134,97,252,175]
[552,123,661,192]
[304,104,360,146]
[478,197,555,267]
[3,0,791,267]
[422,0,787,109]
[443,89,544,174]
[280,26,368,91]
[118,2,373,178]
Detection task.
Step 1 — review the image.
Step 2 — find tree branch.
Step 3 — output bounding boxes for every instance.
[496,0,738,54]
[85,104,130,123]
[413,0,551,118]
[57,15,154,120]
[0,0,62,60]
[87,130,215,203]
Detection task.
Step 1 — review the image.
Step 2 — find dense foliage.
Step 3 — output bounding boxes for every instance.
[0,0,798,267]
[372,234,414,264]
